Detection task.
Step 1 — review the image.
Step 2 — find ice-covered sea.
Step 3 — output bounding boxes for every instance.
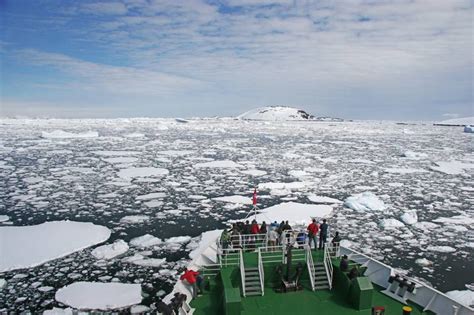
[0,118,473,312]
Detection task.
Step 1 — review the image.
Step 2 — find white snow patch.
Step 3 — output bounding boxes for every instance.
[41,130,99,139]
[430,160,474,175]
[55,282,142,310]
[92,240,129,260]
[439,116,474,125]
[0,221,110,272]
[238,106,313,121]
[344,192,386,212]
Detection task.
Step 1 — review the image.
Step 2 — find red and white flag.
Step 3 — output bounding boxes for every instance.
[252,188,257,206]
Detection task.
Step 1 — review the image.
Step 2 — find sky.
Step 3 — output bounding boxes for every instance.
[0,0,472,120]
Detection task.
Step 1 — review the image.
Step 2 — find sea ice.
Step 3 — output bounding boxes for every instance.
[240,169,267,176]
[165,236,192,244]
[426,245,456,253]
[213,195,252,205]
[136,192,166,200]
[400,210,418,225]
[117,167,169,179]
[0,215,9,222]
[120,215,150,224]
[258,181,311,190]
[193,160,243,168]
[55,282,142,310]
[307,195,342,204]
[91,240,129,260]
[0,221,110,272]
[344,192,386,212]
[41,130,99,139]
[380,218,405,229]
[130,234,162,248]
[415,258,432,267]
[251,202,333,226]
[430,160,474,175]
[102,157,138,164]
[402,151,428,159]
[0,279,6,290]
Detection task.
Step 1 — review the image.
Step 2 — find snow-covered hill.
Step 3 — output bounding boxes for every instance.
[238,106,342,121]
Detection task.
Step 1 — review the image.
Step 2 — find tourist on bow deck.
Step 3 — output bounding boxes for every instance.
[307,218,319,250]
[318,219,329,250]
[260,221,267,234]
[340,254,349,272]
[268,227,279,250]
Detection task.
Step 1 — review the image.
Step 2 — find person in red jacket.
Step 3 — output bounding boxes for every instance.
[307,219,319,250]
[180,268,202,298]
[250,220,260,234]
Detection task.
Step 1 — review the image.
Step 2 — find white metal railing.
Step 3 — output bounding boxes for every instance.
[239,249,246,297]
[229,233,267,250]
[220,248,241,267]
[306,245,316,291]
[323,242,333,290]
[201,264,221,278]
[259,245,285,264]
[291,247,306,263]
[257,248,265,296]
[179,300,192,315]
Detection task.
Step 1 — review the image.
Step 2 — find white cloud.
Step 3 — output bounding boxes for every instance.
[81,2,128,15]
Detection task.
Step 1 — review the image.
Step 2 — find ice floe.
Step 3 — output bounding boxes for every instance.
[0,215,9,222]
[426,245,456,253]
[136,192,167,200]
[120,215,150,224]
[415,258,432,267]
[130,234,162,248]
[0,221,110,272]
[400,210,418,225]
[55,282,142,310]
[117,167,169,179]
[402,150,428,159]
[380,218,405,229]
[307,194,342,204]
[41,130,99,139]
[430,160,474,175]
[91,240,129,260]
[344,192,386,212]
[240,169,267,176]
[193,160,243,168]
[213,195,252,205]
[251,202,333,226]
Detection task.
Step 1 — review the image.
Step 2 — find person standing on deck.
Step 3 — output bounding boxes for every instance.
[180,269,202,298]
[268,227,278,250]
[318,219,329,250]
[307,219,319,250]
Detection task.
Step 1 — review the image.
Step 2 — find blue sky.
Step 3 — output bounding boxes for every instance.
[0,0,472,120]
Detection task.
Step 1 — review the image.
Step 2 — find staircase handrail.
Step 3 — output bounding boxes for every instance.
[306,245,316,291]
[323,242,333,290]
[257,248,265,296]
[239,249,246,297]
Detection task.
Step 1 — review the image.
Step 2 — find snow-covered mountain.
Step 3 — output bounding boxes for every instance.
[237,106,342,121]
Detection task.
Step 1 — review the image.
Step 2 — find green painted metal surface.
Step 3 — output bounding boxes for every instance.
[349,277,374,310]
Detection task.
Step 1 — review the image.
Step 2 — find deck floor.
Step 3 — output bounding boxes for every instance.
[190,248,434,315]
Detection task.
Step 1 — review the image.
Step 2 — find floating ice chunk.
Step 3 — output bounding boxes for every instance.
[426,245,456,253]
[288,170,309,177]
[124,133,145,138]
[402,151,428,159]
[430,160,474,175]
[464,125,474,133]
[0,221,110,272]
[340,240,352,248]
[144,200,164,208]
[136,192,166,200]
[102,157,138,164]
[92,151,140,156]
[307,195,342,204]
[400,210,418,225]
[252,202,333,226]
[38,286,54,292]
[445,290,474,308]
[165,236,192,244]
[433,215,474,226]
[193,160,243,168]
[0,279,6,290]
[43,307,77,315]
[41,130,99,139]
[130,234,162,248]
[384,168,428,174]
[380,218,405,229]
[213,195,252,205]
[259,181,311,191]
[415,258,432,267]
[92,240,129,260]
[55,282,142,310]
[130,305,150,314]
[117,167,169,179]
[131,258,166,267]
[0,215,9,222]
[344,192,386,212]
[120,215,150,224]
[158,150,194,156]
[413,222,439,230]
[240,169,267,176]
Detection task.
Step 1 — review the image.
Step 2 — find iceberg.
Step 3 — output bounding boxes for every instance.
[91,240,129,260]
[400,210,418,225]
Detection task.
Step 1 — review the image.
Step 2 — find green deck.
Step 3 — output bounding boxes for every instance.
[191,250,434,315]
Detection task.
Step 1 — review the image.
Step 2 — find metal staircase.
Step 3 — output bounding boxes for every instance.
[244,267,263,296]
[313,262,330,290]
